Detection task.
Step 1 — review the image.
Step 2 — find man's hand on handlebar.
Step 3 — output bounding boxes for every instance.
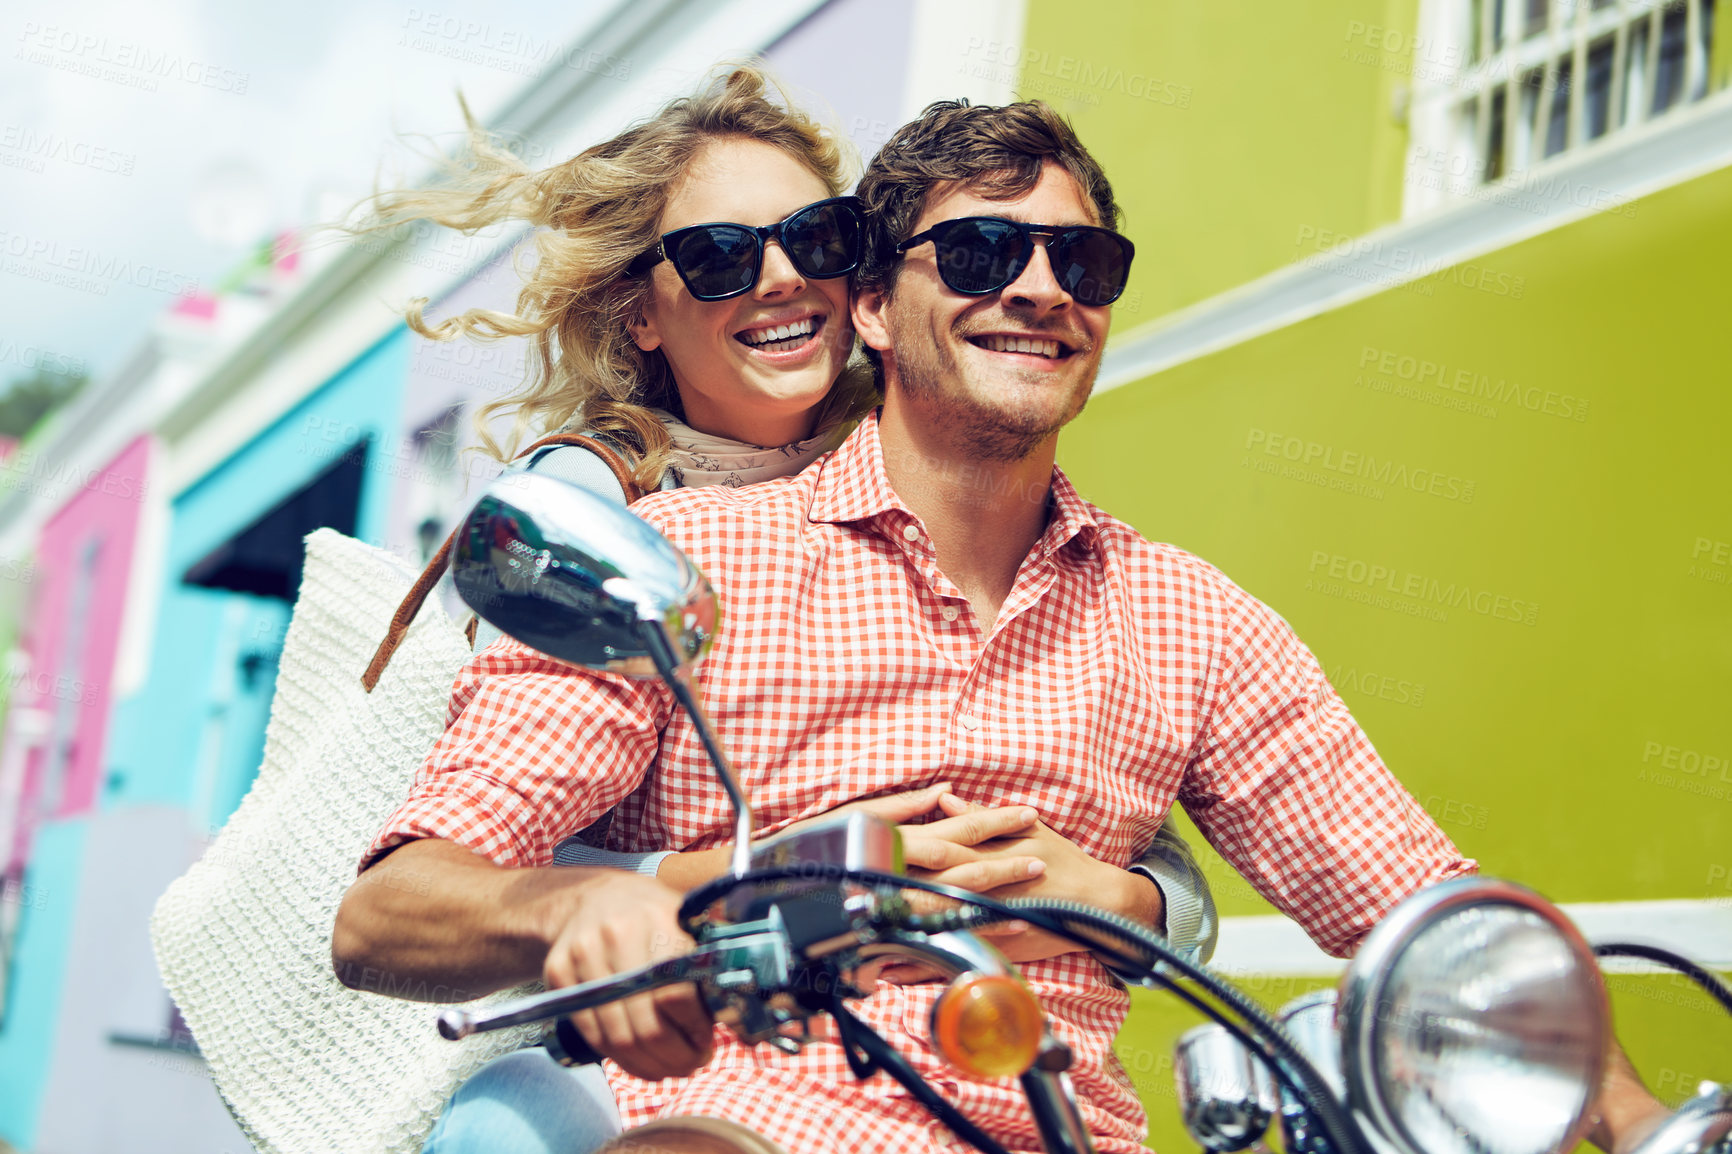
[542,871,714,1082]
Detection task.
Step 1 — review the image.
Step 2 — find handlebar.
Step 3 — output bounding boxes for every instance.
[437,943,728,1041]
[434,862,1376,1154]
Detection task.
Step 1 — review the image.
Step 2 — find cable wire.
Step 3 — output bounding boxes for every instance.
[1594,942,1732,1016]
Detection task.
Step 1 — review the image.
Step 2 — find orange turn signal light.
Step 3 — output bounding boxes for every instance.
[930,972,1044,1078]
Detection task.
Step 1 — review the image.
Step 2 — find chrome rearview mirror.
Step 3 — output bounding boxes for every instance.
[452,471,716,677]
[453,470,753,875]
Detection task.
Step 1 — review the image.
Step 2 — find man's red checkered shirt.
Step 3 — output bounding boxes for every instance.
[368,412,1474,1154]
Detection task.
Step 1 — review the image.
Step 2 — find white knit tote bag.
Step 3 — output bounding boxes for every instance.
[151,528,537,1154]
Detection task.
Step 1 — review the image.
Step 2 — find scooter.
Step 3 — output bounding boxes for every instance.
[435,470,1732,1154]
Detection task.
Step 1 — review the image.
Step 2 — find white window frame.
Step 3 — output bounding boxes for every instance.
[1407,0,1718,215]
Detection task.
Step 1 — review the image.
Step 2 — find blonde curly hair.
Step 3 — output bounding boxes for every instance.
[355,63,876,487]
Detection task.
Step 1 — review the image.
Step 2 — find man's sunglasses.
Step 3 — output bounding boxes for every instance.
[625,196,864,302]
[894,217,1135,306]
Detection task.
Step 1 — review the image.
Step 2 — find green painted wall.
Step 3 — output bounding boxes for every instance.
[1018,0,1732,1141]
[1019,0,1417,325]
[1063,161,1732,909]
[1062,155,1732,1145]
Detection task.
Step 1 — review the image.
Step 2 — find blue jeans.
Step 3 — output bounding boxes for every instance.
[422,1049,622,1154]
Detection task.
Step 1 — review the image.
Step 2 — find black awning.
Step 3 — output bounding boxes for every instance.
[181,438,369,601]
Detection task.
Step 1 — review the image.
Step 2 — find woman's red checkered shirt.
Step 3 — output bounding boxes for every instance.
[368,413,1474,1154]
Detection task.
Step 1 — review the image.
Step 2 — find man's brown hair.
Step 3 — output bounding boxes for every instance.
[853,98,1120,299]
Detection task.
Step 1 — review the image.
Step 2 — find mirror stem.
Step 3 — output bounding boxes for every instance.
[640,620,754,878]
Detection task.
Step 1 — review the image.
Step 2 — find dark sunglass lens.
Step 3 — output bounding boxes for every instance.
[935,219,1026,294]
[785,203,861,278]
[672,226,758,298]
[1052,230,1130,305]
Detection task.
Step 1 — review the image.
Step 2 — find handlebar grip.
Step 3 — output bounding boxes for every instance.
[542,1016,604,1068]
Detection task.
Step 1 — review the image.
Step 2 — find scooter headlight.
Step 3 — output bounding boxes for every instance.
[1338,878,1609,1154]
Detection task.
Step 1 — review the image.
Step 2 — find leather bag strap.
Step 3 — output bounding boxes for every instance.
[360,432,646,692]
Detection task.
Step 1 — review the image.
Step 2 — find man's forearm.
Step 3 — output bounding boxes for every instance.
[331,838,601,1000]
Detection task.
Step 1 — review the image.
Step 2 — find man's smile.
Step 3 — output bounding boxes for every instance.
[960,327,1088,369]
[970,333,1066,358]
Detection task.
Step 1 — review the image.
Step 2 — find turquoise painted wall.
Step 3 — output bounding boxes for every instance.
[0,328,408,1150]
[106,327,407,821]
[0,821,85,1149]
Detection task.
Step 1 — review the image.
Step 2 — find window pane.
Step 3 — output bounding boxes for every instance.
[1494,0,1508,50]
[1586,39,1614,139]
[1487,87,1508,180]
[1653,3,1688,114]
[1545,60,1573,155]
[1701,0,1719,100]
[1625,20,1650,126]
[1519,70,1544,168]
[1526,0,1549,37]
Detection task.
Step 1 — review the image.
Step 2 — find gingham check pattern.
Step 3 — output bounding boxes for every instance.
[368,412,1474,1154]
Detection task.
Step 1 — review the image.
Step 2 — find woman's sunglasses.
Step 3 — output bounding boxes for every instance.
[894,217,1135,306]
[625,196,864,302]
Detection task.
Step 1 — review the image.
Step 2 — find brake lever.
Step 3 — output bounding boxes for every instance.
[437,950,714,1040]
[436,926,801,1042]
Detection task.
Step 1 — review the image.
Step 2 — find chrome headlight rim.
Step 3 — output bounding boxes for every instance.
[1337,876,1610,1154]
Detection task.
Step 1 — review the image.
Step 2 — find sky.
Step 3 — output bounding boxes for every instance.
[0,0,614,389]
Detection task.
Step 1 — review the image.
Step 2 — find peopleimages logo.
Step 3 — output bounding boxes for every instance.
[0,229,201,298]
[1306,550,1540,627]
[1295,226,1527,299]
[398,10,631,80]
[0,338,84,378]
[960,39,1193,108]
[1326,662,1426,708]
[1,448,149,502]
[1641,740,1732,784]
[7,667,99,706]
[1407,144,1638,219]
[1245,428,1476,503]
[15,23,250,94]
[1357,345,1589,422]
[0,124,136,175]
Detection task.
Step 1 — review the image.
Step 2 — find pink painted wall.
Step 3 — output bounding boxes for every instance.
[5,436,151,868]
